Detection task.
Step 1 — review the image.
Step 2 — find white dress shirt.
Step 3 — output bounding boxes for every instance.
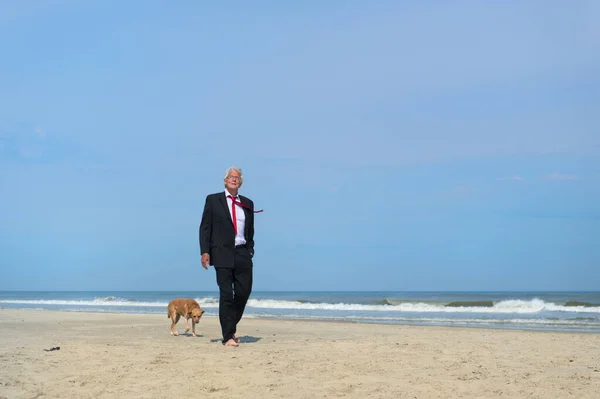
[225,190,246,246]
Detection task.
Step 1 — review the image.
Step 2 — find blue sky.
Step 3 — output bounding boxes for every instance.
[1,0,598,291]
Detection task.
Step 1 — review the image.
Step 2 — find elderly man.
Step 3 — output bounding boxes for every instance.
[199,166,257,347]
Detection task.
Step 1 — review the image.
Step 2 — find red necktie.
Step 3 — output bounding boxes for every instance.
[228,195,238,235]
[228,195,264,236]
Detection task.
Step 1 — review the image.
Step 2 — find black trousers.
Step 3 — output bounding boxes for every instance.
[214,247,253,343]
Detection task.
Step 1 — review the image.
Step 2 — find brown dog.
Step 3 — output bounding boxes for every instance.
[167,298,205,337]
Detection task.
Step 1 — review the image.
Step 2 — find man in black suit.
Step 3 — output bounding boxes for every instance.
[199,166,256,347]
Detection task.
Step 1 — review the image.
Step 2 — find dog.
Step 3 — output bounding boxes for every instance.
[167,298,205,337]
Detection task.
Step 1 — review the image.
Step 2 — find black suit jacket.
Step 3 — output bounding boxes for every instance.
[199,192,255,267]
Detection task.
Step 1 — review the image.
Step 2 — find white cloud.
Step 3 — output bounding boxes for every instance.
[545,173,577,180]
[497,176,525,181]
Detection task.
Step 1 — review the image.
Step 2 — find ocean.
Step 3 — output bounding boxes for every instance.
[1,291,599,333]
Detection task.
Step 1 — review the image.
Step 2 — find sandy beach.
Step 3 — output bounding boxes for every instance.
[1,308,599,398]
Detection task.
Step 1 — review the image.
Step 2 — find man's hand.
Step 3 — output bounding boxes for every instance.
[201,253,210,270]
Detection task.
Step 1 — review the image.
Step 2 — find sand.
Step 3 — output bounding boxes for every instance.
[1,308,599,398]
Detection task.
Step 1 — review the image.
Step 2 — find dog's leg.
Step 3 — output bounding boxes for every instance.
[184,316,190,334]
[191,320,196,337]
[171,313,181,336]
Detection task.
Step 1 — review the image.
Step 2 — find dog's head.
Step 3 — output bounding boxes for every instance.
[189,307,205,323]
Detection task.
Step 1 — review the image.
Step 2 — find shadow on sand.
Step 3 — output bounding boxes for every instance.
[209,336,262,344]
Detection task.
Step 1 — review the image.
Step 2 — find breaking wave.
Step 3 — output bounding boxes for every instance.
[1,297,599,314]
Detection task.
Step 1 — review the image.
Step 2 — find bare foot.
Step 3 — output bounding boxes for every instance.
[232,334,240,343]
[223,339,239,347]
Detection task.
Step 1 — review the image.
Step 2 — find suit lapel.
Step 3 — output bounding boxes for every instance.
[218,193,234,226]
[239,196,250,238]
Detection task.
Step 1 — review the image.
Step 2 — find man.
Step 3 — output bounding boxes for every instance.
[199,166,257,347]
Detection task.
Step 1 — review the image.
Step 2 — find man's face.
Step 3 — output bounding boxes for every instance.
[224,170,241,191]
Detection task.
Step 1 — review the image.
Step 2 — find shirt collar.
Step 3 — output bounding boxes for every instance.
[225,189,237,199]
